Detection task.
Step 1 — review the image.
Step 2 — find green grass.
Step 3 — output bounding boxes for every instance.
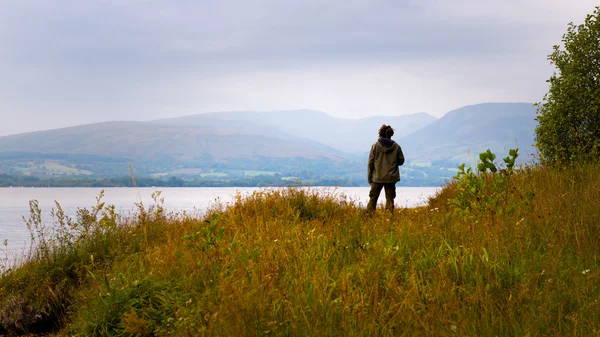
[0,164,599,336]
[243,170,279,177]
[16,161,92,176]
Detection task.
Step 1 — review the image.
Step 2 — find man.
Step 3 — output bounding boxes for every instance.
[367,124,405,213]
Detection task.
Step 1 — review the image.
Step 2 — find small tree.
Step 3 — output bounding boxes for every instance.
[535,6,600,165]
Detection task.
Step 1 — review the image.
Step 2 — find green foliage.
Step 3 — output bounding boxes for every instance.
[476,148,518,174]
[69,274,178,337]
[182,214,225,251]
[477,149,498,173]
[0,191,160,335]
[535,6,600,164]
[450,148,532,225]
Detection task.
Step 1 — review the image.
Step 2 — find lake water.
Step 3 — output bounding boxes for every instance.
[0,186,439,256]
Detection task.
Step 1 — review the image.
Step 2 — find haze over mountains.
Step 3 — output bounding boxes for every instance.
[400,103,538,164]
[0,102,538,186]
[0,121,344,160]
[154,110,437,154]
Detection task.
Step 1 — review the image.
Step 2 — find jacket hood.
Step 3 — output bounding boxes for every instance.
[378,138,395,147]
[376,138,396,152]
[377,138,396,152]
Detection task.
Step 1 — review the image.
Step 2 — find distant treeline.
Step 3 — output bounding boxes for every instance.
[0,174,360,188]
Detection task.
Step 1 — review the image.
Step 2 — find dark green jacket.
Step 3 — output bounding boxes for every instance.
[368,138,405,183]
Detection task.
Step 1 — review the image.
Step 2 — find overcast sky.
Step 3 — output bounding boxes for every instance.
[0,0,597,136]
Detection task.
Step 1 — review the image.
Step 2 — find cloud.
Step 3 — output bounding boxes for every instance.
[0,0,598,135]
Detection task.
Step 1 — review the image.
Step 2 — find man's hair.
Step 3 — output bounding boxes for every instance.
[378,124,394,138]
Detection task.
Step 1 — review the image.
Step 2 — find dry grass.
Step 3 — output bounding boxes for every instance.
[1,164,599,336]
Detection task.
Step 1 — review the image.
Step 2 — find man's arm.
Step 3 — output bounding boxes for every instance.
[368,145,375,184]
[397,144,405,166]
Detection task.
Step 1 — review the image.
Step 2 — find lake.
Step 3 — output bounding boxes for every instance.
[0,186,440,256]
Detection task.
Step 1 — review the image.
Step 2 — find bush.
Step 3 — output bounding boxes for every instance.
[535,6,600,164]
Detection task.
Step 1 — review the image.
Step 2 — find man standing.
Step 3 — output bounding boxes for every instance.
[367,124,405,213]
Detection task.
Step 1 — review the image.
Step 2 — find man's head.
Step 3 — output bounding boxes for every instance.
[378,124,394,139]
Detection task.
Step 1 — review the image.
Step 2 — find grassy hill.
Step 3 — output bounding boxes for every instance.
[1,160,598,335]
[0,121,345,160]
[0,120,362,182]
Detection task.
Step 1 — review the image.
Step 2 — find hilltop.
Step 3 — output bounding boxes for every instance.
[0,121,344,160]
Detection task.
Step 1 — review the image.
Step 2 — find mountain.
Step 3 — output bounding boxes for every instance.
[0,120,364,180]
[0,121,345,160]
[398,103,538,165]
[0,104,539,186]
[153,110,437,154]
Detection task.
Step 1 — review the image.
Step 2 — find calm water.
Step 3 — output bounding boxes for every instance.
[0,186,439,256]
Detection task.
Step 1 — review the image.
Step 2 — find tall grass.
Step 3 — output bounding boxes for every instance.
[1,163,599,336]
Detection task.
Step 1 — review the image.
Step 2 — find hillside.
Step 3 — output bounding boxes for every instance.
[1,163,598,335]
[0,120,363,182]
[398,102,537,165]
[154,110,438,154]
[0,104,538,185]
[0,121,344,160]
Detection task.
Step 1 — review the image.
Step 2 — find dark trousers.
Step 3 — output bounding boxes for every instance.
[367,182,396,213]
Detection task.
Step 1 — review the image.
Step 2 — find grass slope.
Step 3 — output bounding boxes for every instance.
[1,163,599,336]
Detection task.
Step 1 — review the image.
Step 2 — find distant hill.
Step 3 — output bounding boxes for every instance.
[153,110,437,154]
[0,119,363,181]
[0,104,539,186]
[0,121,343,160]
[398,103,538,165]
